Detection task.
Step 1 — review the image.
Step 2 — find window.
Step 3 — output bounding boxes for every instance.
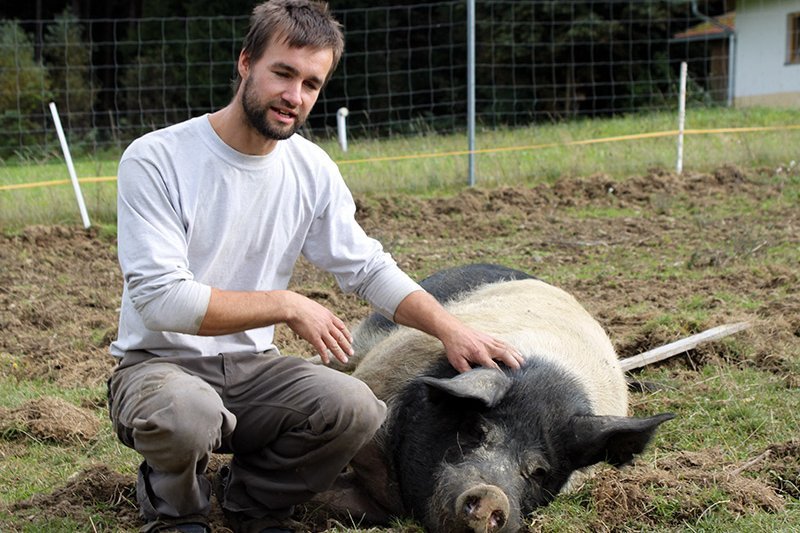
[789,12,800,64]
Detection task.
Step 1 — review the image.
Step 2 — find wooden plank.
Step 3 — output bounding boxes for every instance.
[619,321,752,372]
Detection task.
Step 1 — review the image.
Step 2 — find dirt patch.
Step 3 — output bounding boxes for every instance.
[9,464,139,526]
[588,449,785,530]
[0,396,100,443]
[1,165,798,530]
[756,441,800,500]
[0,225,119,387]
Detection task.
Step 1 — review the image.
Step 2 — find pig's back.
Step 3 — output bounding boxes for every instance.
[353,279,628,416]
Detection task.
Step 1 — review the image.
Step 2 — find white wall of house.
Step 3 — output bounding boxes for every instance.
[735,0,800,107]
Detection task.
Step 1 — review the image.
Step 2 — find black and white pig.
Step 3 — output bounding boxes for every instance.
[319,264,674,533]
[346,263,534,368]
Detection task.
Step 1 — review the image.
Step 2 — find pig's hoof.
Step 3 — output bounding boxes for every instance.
[456,484,509,532]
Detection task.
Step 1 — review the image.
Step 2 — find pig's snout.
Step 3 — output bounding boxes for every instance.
[455,483,510,533]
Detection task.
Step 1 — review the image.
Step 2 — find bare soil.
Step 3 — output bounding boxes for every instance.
[1,165,798,531]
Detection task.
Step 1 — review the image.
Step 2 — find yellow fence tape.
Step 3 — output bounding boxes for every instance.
[2,125,799,192]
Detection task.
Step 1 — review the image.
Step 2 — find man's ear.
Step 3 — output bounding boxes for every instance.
[237,50,251,80]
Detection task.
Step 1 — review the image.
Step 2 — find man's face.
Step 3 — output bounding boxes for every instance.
[239,39,333,141]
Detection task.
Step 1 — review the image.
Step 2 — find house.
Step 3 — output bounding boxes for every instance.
[673,0,800,108]
[672,11,735,104]
[735,0,800,107]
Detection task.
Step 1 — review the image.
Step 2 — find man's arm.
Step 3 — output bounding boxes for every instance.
[392,290,524,373]
[198,287,354,364]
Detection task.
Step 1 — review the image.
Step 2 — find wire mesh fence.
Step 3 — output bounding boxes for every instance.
[1,1,741,160]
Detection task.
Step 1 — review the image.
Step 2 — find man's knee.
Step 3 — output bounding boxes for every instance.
[140,389,226,451]
[329,376,386,438]
[116,368,234,467]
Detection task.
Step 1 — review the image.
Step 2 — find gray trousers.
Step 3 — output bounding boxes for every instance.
[107,350,387,521]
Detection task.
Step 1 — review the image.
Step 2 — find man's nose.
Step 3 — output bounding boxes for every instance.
[282,81,302,106]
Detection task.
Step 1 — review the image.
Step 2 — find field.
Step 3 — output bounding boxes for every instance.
[1,162,799,531]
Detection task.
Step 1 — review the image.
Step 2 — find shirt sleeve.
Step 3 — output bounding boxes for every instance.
[117,147,211,334]
[300,172,423,321]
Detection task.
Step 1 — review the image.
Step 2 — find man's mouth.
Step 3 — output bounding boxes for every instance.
[272,107,297,122]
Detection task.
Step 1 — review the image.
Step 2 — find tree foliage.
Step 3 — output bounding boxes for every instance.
[43,8,97,133]
[0,0,730,155]
[0,20,52,158]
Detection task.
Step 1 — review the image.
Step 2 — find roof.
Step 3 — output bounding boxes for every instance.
[672,11,735,42]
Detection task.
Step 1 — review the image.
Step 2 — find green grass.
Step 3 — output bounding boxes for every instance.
[535,363,800,532]
[1,106,798,531]
[2,106,800,230]
[642,365,800,457]
[0,379,140,505]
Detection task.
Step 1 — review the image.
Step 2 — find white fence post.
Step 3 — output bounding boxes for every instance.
[336,107,349,152]
[676,61,687,175]
[49,102,91,229]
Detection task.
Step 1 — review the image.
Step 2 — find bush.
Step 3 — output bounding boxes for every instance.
[0,20,52,159]
[43,9,98,137]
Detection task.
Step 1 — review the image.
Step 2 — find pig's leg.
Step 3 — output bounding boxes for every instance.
[311,436,402,523]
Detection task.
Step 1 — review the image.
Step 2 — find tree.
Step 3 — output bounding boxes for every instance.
[0,20,52,158]
[43,8,98,135]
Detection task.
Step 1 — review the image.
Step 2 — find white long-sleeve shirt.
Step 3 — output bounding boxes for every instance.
[110,114,421,358]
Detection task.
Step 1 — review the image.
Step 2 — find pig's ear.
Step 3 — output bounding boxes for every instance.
[418,369,513,407]
[568,413,675,468]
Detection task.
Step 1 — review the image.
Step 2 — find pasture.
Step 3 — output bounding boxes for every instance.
[0,113,799,531]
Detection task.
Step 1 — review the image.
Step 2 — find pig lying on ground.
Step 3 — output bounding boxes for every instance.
[310,263,532,373]
[315,265,674,533]
[345,263,534,371]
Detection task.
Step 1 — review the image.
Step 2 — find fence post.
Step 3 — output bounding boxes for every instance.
[467,0,476,186]
[336,107,349,152]
[49,102,91,229]
[676,62,687,175]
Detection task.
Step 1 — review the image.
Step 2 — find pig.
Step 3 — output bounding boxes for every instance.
[311,263,533,373]
[348,263,534,367]
[320,265,674,533]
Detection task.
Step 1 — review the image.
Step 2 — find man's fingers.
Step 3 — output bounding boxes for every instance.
[322,329,351,364]
[501,348,524,369]
[491,340,523,369]
[334,318,353,344]
[484,357,501,370]
[453,359,471,373]
[315,341,331,364]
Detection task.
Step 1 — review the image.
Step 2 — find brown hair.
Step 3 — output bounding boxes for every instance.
[232,0,344,94]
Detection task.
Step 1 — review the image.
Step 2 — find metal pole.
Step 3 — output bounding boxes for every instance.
[690,0,735,107]
[676,62,687,175]
[727,32,736,107]
[467,0,476,186]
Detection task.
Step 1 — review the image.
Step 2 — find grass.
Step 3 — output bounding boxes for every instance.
[3,365,796,531]
[1,108,799,531]
[523,363,800,532]
[0,379,140,505]
[2,106,800,230]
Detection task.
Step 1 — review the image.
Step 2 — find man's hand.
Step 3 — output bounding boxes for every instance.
[198,288,353,363]
[282,292,354,364]
[438,323,524,373]
[392,290,524,373]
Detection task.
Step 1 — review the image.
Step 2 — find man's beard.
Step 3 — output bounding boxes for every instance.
[241,76,305,141]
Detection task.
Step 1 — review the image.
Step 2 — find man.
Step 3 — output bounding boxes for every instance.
[108,1,523,532]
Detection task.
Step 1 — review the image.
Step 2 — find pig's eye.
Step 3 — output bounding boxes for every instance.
[523,466,548,482]
[457,417,487,443]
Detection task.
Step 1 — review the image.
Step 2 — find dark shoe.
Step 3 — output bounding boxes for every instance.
[214,463,302,532]
[213,463,231,506]
[140,515,210,533]
[223,511,303,533]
